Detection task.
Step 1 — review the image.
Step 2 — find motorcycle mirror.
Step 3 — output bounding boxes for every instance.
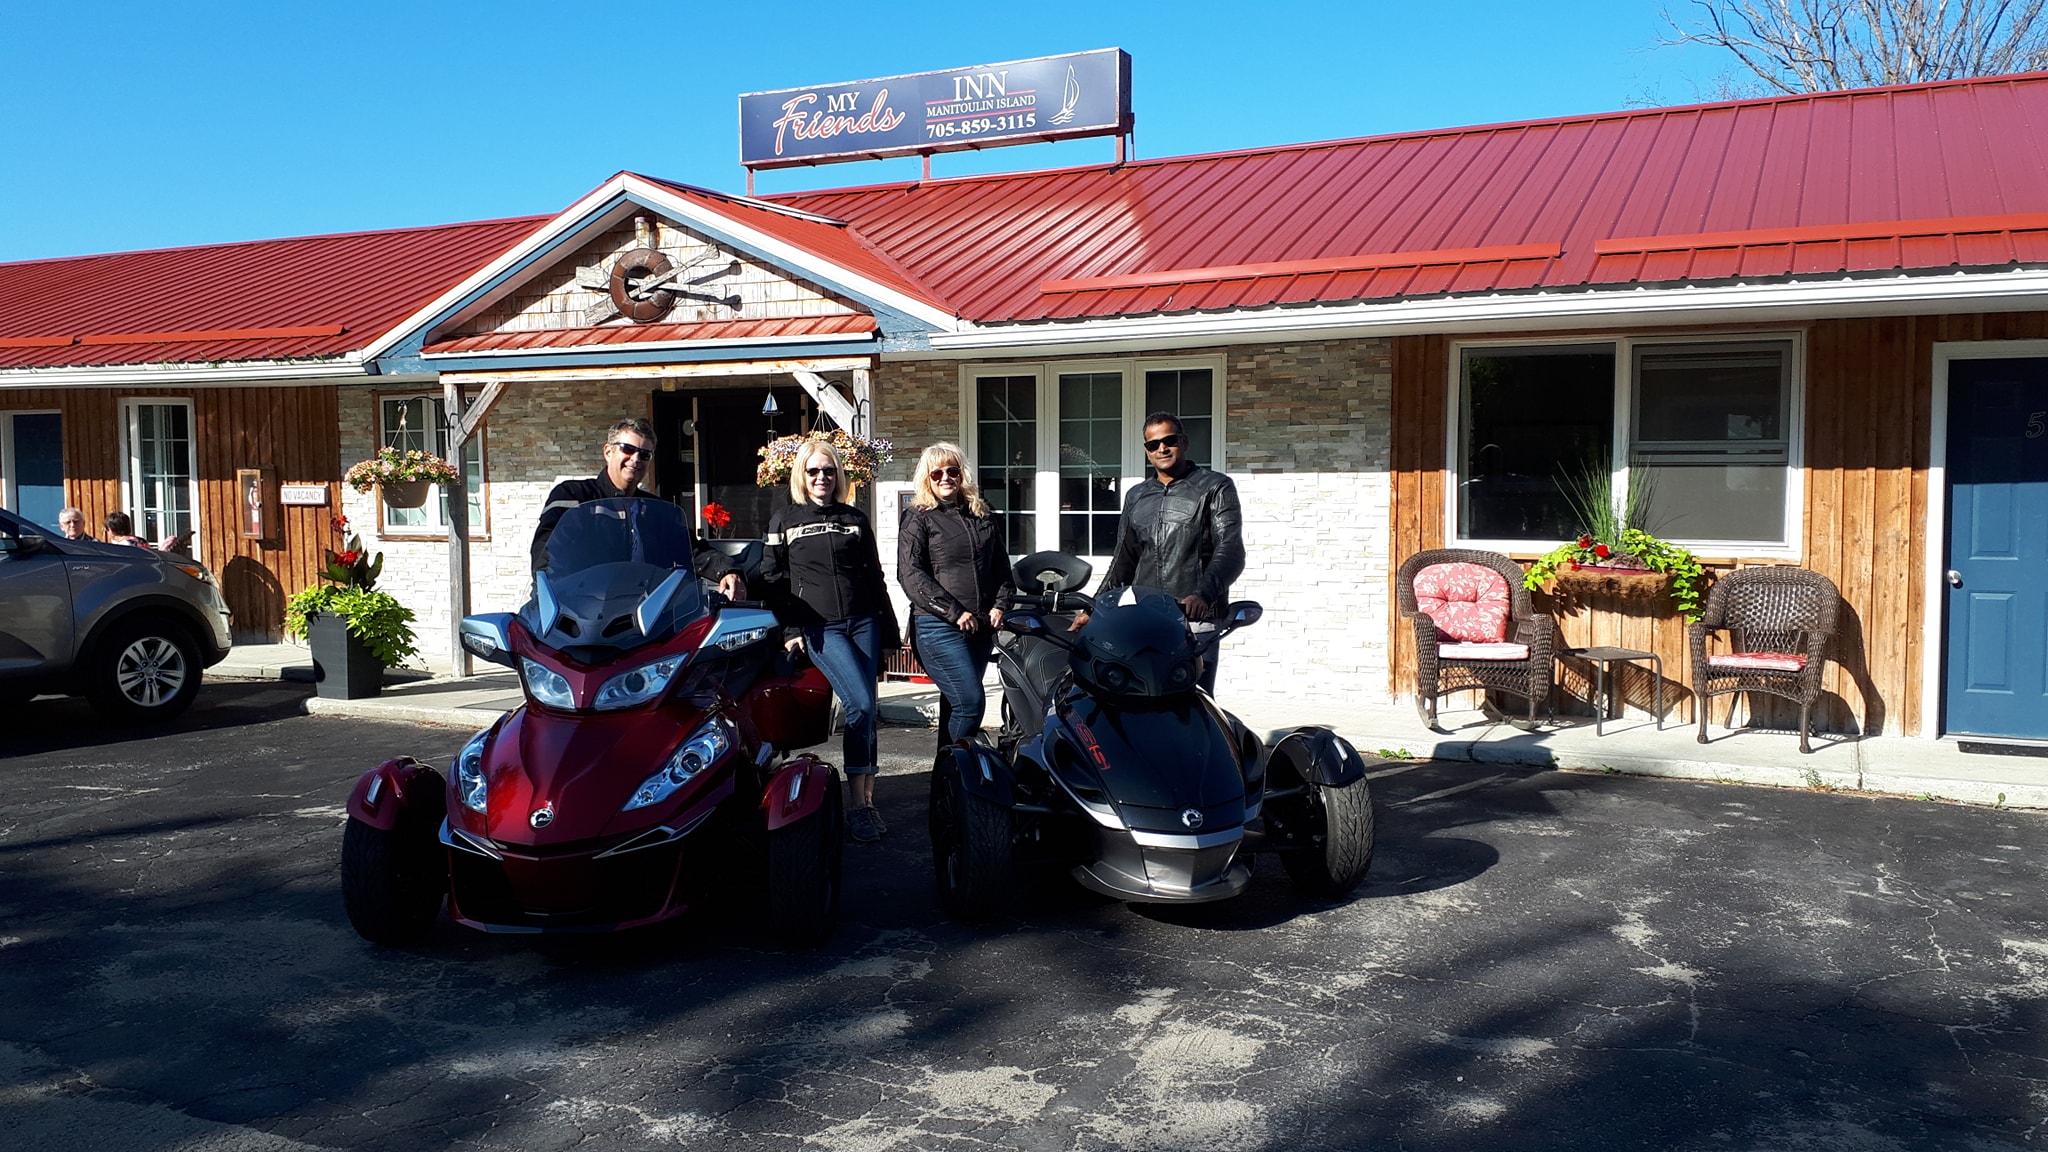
[533,569,562,638]
[1226,601,1263,630]
[635,567,688,636]
[459,613,518,668]
[1006,612,1050,636]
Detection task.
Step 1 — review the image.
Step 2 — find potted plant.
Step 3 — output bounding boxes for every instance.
[285,515,420,699]
[1522,465,1707,620]
[344,446,463,510]
[755,428,895,494]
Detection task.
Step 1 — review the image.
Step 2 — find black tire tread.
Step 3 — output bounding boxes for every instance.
[1278,778,1376,898]
[89,615,201,723]
[932,763,1012,920]
[341,816,445,944]
[767,781,841,948]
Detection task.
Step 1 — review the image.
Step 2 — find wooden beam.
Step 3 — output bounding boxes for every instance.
[440,358,874,386]
[443,377,474,677]
[791,369,856,431]
[451,380,504,444]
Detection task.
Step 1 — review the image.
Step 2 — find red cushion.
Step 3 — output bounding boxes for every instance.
[1708,652,1808,672]
[1413,562,1511,643]
[1440,642,1530,661]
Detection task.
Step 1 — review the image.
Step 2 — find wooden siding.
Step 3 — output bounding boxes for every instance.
[0,385,341,641]
[1389,311,2048,738]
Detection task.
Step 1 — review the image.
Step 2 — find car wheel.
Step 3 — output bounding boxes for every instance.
[929,756,1012,919]
[767,776,842,948]
[89,617,201,723]
[341,815,446,945]
[1275,777,1376,898]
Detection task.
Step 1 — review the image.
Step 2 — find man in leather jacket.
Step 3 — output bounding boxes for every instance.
[1102,411,1245,693]
[530,418,742,596]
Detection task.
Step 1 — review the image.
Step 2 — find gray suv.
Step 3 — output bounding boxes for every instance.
[0,506,233,721]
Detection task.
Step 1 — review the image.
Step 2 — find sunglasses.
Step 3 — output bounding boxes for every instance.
[804,466,839,477]
[1143,433,1186,452]
[608,441,652,459]
[928,465,962,481]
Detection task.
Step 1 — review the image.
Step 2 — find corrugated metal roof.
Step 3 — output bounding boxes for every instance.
[0,217,545,370]
[424,313,876,355]
[769,71,2048,324]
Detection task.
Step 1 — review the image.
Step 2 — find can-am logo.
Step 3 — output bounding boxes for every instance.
[530,804,555,829]
[1181,808,1204,829]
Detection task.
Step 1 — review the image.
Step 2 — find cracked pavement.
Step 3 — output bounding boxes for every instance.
[3,682,2046,1149]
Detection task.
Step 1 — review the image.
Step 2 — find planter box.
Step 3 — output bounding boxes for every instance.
[307,611,385,699]
[1553,566,1670,603]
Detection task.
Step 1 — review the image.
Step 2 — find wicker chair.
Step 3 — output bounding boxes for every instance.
[1688,566,1840,753]
[1397,549,1554,730]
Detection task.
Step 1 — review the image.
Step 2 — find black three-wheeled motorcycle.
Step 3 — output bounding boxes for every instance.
[928,551,1377,916]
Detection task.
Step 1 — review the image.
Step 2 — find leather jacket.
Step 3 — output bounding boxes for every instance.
[897,500,1015,622]
[529,475,732,580]
[1102,465,1245,619]
[762,499,901,644]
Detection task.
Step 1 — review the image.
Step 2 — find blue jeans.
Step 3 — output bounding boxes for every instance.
[913,614,995,744]
[805,615,880,775]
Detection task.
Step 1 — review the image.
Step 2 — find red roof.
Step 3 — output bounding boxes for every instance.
[424,313,876,355]
[0,217,544,370]
[771,72,2048,324]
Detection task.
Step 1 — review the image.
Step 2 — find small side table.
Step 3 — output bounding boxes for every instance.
[1572,646,1664,736]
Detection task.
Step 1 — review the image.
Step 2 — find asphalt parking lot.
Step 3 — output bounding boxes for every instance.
[3,681,2046,1151]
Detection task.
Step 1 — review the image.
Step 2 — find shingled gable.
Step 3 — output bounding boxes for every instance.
[768,71,2048,343]
[0,217,543,379]
[370,172,961,374]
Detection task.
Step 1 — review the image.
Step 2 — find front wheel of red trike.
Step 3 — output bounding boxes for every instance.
[341,816,445,945]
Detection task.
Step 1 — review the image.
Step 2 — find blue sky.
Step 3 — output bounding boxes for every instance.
[0,1,1734,262]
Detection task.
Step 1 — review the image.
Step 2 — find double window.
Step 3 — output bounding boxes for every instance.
[378,395,485,535]
[1453,337,1800,551]
[964,358,1224,561]
[120,399,197,555]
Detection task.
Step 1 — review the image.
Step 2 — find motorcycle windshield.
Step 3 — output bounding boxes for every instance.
[537,498,706,647]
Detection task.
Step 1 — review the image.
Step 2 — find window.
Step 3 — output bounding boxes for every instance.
[378,395,484,535]
[1451,338,1799,551]
[963,358,1225,561]
[121,399,196,553]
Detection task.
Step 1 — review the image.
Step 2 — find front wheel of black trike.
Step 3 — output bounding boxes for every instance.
[1275,778,1377,898]
[766,780,842,948]
[929,758,1012,919]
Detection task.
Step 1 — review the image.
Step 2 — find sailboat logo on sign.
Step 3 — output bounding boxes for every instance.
[1049,66,1081,125]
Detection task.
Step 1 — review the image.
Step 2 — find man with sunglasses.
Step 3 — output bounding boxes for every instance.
[1101,411,1245,693]
[529,417,742,597]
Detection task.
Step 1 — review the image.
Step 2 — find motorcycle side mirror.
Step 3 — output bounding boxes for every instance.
[1223,601,1263,632]
[460,613,518,668]
[635,567,688,636]
[533,569,562,638]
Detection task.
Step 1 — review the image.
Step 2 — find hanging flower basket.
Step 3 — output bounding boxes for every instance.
[756,429,895,488]
[345,447,463,496]
[381,478,430,509]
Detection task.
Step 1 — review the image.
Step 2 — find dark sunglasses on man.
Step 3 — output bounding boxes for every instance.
[1144,433,1186,452]
[608,441,652,459]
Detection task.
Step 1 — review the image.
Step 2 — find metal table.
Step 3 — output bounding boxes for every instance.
[1572,646,1664,736]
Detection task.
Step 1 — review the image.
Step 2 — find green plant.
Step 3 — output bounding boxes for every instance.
[286,584,420,667]
[320,514,383,590]
[344,447,462,494]
[1374,747,1413,760]
[1521,462,1707,620]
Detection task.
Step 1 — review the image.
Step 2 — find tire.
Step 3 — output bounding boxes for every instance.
[1276,777,1377,898]
[341,815,446,945]
[767,776,842,948]
[88,616,201,723]
[929,757,1012,919]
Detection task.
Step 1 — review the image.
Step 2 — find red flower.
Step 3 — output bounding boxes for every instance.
[331,514,350,532]
[1577,534,1593,548]
[1568,560,1581,570]
[1594,543,1611,559]
[338,550,361,565]
[703,502,733,529]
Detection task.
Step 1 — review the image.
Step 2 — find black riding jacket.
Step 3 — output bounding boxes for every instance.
[896,500,1015,623]
[529,475,733,580]
[762,499,899,643]
[1101,465,1245,620]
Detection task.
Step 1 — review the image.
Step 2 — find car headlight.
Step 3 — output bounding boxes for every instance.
[521,657,575,710]
[592,655,687,711]
[622,716,734,811]
[455,729,490,813]
[168,561,214,585]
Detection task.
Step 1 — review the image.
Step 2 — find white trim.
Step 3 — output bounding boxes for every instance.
[1444,331,1806,558]
[1922,338,2048,739]
[420,328,874,360]
[927,267,2048,354]
[0,408,61,515]
[0,357,371,389]
[365,173,966,363]
[373,392,487,538]
[118,397,199,563]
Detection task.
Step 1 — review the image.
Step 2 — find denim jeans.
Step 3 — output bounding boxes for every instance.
[913,613,995,744]
[805,615,880,774]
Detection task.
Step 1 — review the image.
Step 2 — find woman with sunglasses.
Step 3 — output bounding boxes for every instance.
[762,439,901,842]
[897,443,1014,753]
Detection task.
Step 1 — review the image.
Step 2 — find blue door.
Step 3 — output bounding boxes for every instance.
[8,413,65,532]
[1944,358,2048,739]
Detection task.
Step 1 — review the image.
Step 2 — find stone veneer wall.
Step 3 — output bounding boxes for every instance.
[873,339,1394,713]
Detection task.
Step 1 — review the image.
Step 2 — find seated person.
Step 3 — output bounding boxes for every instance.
[103,511,151,549]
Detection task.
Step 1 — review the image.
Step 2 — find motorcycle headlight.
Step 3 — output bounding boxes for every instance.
[521,657,575,710]
[455,729,490,813]
[1097,662,1134,694]
[622,716,735,812]
[592,654,687,711]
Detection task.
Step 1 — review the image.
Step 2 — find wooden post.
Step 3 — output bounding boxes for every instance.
[443,378,473,678]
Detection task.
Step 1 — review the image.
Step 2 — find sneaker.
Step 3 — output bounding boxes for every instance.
[847,804,885,843]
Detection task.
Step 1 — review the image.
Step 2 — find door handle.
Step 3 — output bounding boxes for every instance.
[1948,570,1963,588]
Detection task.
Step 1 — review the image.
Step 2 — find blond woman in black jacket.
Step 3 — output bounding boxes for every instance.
[897,442,1014,749]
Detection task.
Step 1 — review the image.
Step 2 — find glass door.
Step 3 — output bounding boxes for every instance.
[122,400,196,553]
